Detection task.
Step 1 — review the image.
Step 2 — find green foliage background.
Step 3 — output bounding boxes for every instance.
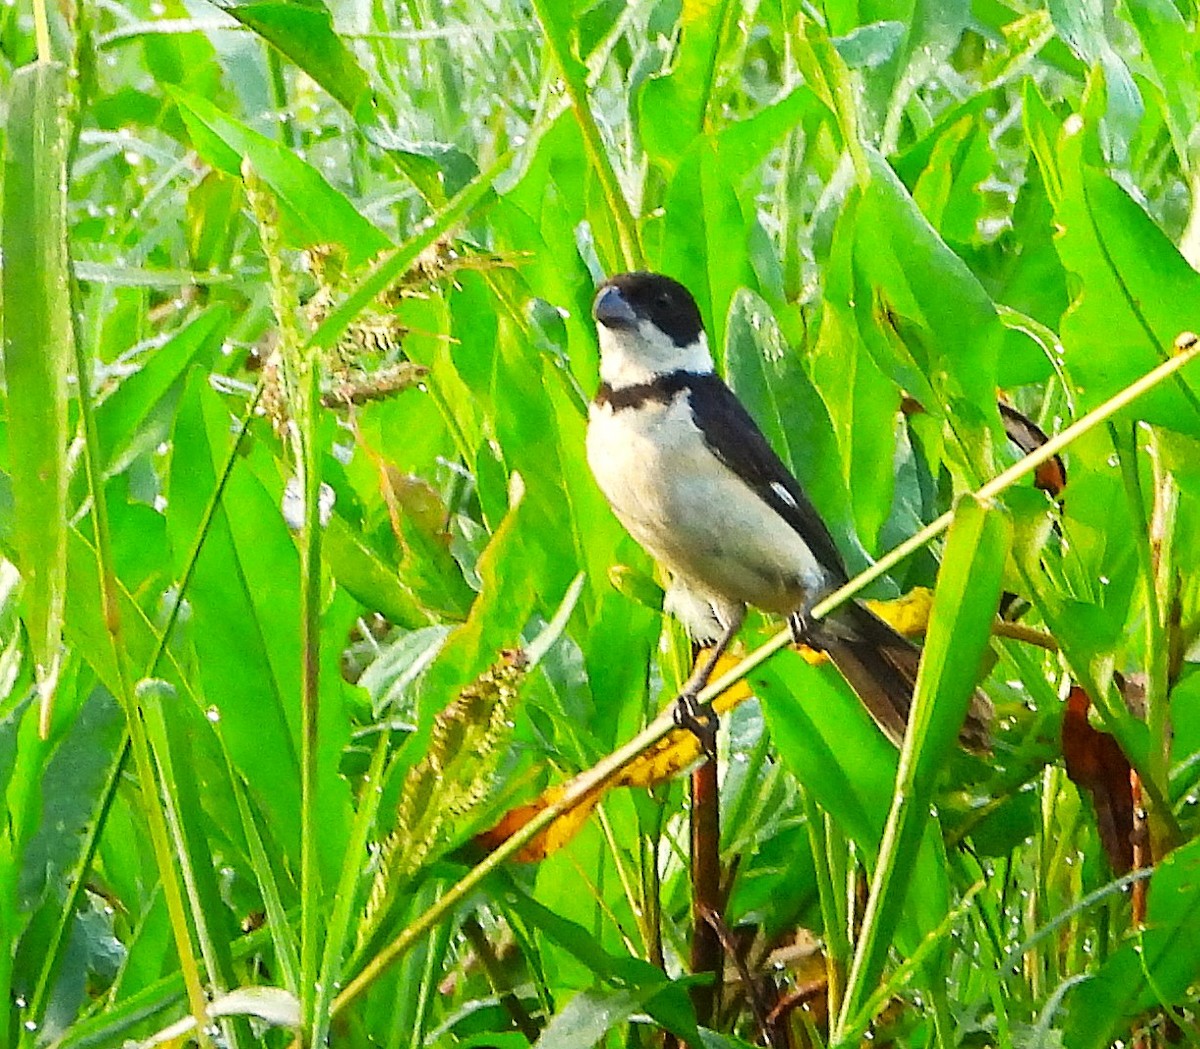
[4,0,1200,1046]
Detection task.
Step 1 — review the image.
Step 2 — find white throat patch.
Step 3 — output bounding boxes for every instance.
[597,323,713,388]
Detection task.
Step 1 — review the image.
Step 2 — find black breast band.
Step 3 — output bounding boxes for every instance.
[594,370,700,411]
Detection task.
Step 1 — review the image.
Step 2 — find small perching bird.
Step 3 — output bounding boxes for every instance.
[585,271,990,750]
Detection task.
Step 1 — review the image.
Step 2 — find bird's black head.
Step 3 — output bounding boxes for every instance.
[593,272,704,348]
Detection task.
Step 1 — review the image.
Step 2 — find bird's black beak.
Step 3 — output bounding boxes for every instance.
[593,285,637,330]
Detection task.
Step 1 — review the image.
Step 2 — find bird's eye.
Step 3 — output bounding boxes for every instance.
[656,293,672,308]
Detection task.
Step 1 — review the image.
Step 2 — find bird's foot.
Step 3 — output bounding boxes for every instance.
[788,607,818,646]
[788,604,837,652]
[673,689,719,760]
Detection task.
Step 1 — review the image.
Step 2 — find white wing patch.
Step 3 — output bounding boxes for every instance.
[770,481,798,510]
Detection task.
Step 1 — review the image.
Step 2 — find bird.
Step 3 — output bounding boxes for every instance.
[585,270,991,750]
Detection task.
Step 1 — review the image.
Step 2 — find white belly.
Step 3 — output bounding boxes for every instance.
[587,396,830,615]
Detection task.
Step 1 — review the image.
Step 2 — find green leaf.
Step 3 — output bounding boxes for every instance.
[363,128,479,201]
[1122,0,1200,177]
[638,0,734,177]
[1052,150,1200,434]
[2,61,74,709]
[810,188,899,551]
[657,138,760,362]
[412,477,537,739]
[1049,0,1143,161]
[794,14,866,175]
[166,373,352,884]
[185,171,244,273]
[837,498,1011,1038]
[96,307,229,474]
[724,288,868,575]
[503,884,699,1042]
[137,680,243,1020]
[530,987,667,1049]
[711,85,821,185]
[756,651,900,854]
[755,649,953,967]
[324,516,434,631]
[855,150,1003,412]
[171,89,391,264]
[210,0,377,124]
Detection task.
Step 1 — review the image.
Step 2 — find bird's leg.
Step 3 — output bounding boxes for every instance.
[674,607,745,758]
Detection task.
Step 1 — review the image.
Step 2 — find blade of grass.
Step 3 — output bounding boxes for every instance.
[1112,422,1180,855]
[529,0,643,270]
[2,61,72,737]
[7,57,211,1044]
[310,730,393,1047]
[139,679,247,1049]
[243,161,326,1039]
[833,498,1012,1042]
[839,881,988,1043]
[322,336,1200,1018]
[226,760,302,993]
[802,790,849,1018]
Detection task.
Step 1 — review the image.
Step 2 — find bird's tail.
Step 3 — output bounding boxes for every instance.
[819,601,993,752]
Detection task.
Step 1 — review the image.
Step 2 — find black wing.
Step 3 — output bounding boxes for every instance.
[686,373,848,584]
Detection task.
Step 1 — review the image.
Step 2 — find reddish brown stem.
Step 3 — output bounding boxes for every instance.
[690,758,723,1028]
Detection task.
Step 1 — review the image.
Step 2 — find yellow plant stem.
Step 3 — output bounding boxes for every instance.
[32,0,51,63]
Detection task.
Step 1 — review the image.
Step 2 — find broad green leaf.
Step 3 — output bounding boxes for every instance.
[657,138,760,361]
[2,61,74,715]
[809,189,899,551]
[96,307,230,474]
[364,128,479,202]
[137,0,224,98]
[171,89,391,264]
[166,373,352,885]
[185,171,244,273]
[755,649,952,963]
[638,0,735,177]
[837,498,1012,1035]
[530,987,670,1049]
[794,15,866,174]
[724,288,868,576]
[909,117,994,246]
[492,108,598,390]
[1050,130,1200,434]
[756,651,900,854]
[890,94,991,191]
[137,680,243,1027]
[529,0,640,269]
[324,516,433,631]
[854,150,1003,411]
[1049,0,1143,162]
[833,20,904,69]
[985,170,1070,358]
[712,85,822,185]
[412,476,536,740]
[2,699,55,1027]
[503,884,699,1042]
[1121,0,1200,177]
[823,0,969,149]
[209,0,377,124]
